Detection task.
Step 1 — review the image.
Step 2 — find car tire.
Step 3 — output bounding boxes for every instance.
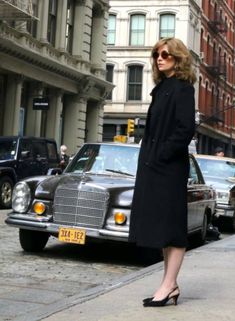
[0,176,13,209]
[231,213,235,232]
[19,229,49,252]
[195,212,208,245]
[137,246,163,265]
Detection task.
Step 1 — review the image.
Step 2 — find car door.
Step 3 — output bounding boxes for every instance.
[187,157,205,232]
[32,140,49,175]
[17,139,36,180]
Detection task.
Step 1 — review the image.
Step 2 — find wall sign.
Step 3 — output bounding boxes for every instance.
[33,97,49,110]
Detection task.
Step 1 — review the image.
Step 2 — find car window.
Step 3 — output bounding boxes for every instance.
[20,140,33,158]
[189,158,199,184]
[47,142,58,160]
[197,158,235,179]
[0,139,17,160]
[33,141,47,159]
[67,144,139,176]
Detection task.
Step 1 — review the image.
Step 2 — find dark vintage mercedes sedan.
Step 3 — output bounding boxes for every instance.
[5,143,216,252]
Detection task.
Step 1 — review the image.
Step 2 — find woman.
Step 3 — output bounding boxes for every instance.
[129,37,196,307]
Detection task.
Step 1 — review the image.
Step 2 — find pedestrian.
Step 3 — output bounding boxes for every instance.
[59,145,69,171]
[214,146,224,157]
[129,37,196,307]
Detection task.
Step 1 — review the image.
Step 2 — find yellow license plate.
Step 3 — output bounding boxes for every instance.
[58,227,86,245]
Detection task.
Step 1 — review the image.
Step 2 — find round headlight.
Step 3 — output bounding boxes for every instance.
[12,182,31,213]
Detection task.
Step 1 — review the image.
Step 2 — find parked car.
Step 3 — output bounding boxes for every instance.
[195,154,235,230]
[5,143,216,252]
[0,136,60,208]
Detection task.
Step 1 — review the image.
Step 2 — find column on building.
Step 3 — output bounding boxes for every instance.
[86,100,104,142]
[63,95,87,155]
[25,83,43,137]
[38,0,49,42]
[55,0,68,51]
[90,5,106,69]
[45,89,63,146]
[3,75,23,135]
[72,0,92,60]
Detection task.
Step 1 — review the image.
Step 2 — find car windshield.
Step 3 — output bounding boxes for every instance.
[66,144,140,177]
[196,158,235,180]
[0,139,17,160]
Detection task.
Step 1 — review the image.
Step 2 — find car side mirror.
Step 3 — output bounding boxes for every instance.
[188,177,194,185]
[21,151,30,159]
[47,168,62,175]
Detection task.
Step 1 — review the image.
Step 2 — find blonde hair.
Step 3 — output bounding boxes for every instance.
[151,37,197,84]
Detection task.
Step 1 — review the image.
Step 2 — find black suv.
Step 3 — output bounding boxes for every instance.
[0,136,60,208]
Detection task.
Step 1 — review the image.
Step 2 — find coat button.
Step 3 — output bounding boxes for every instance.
[145,162,149,165]
[151,138,155,143]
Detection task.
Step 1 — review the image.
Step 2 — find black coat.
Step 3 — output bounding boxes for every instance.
[129,76,195,249]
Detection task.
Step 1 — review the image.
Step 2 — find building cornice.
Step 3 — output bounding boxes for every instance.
[0,22,112,99]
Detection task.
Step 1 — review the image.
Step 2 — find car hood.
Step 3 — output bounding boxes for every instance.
[204,176,235,191]
[35,173,135,206]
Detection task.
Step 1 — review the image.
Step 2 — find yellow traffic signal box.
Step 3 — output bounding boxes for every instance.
[127,119,135,135]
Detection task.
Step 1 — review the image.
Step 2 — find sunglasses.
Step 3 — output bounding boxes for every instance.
[152,50,173,60]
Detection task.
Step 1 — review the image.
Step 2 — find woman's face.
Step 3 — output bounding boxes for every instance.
[154,44,176,77]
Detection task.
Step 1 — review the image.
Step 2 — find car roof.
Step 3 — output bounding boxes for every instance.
[195,154,235,163]
[83,142,140,148]
[0,136,56,143]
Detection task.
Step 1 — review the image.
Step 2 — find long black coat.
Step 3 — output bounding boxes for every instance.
[129,76,195,249]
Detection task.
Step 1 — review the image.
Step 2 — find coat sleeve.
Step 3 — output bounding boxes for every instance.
[159,83,195,161]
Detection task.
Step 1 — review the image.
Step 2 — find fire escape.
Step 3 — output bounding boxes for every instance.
[0,0,37,20]
[206,9,227,123]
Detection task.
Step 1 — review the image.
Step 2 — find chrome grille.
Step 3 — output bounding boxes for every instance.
[54,183,109,229]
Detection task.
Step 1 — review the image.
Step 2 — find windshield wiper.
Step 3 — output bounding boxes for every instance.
[104,169,134,177]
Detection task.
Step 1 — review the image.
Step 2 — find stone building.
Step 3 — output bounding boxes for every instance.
[0,0,112,155]
[104,0,201,142]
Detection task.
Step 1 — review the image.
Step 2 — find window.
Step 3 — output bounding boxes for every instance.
[127,65,143,101]
[106,65,114,100]
[47,142,58,160]
[129,14,145,46]
[189,158,200,184]
[66,0,74,53]
[26,0,38,37]
[47,0,58,45]
[159,14,175,38]
[107,14,116,45]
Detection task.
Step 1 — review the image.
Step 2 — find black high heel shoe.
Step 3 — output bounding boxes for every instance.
[143,287,180,307]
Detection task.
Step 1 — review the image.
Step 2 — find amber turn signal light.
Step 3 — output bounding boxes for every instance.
[114,212,127,225]
[33,202,46,215]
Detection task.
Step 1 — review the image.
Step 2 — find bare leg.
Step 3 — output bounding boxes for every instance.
[153,247,185,300]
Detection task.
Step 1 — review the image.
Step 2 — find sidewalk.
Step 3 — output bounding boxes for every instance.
[21,235,235,321]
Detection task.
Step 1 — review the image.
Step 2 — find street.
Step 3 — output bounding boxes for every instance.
[0,209,231,321]
[0,209,144,321]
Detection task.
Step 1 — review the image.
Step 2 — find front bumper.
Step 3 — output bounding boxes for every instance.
[5,213,129,242]
[215,204,234,218]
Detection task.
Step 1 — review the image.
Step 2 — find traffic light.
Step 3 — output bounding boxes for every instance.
[127,119,135,135]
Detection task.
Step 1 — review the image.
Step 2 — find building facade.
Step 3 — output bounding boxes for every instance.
[104,0,201,142]
[0,0,112,155]
[198,0,235,156]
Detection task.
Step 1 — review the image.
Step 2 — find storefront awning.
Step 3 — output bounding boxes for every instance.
[0,0,38,20]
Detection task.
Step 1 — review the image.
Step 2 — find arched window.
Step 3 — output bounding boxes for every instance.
[159,14,175,38]
[108,14,116,45]
[129,14,145,46]
[127,65,143,101]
